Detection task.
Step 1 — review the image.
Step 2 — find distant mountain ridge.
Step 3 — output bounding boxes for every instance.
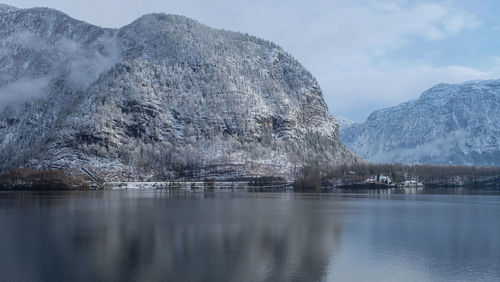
[0,4,361,180]
[341,79,500,166]
[334,115,358,131]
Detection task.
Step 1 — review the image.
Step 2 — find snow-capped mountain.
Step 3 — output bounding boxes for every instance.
[341,80,500,166]
[333,115,358,130]
[0,5,361,180]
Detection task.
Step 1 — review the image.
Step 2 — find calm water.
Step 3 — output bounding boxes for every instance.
[0,189,499,282]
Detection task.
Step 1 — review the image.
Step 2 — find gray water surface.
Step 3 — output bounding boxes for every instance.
[0,190,499,282]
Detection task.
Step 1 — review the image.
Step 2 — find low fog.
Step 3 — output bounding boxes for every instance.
[0,30,120,108]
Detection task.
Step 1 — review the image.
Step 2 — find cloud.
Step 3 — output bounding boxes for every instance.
[0,30,120,108]
[55,36,121,89]
[0,77,51,108]
[309,2,480,59]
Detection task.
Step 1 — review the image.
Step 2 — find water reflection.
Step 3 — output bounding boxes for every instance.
[0,191,344,282]
[0,191,499,282]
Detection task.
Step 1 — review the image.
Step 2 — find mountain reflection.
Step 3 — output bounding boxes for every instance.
[0,191,344,282]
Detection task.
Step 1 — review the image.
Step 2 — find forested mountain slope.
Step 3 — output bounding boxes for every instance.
[0,5,361,180]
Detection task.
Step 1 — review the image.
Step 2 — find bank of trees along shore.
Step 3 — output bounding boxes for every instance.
[0,168,91,190]
[294,163,500,189]
[2,162,499,191]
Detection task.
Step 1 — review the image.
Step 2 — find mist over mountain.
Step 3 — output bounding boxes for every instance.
[0,5,361,180]
[341,79,500,166]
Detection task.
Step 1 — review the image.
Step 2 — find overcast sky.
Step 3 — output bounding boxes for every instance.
[4,0,500,121]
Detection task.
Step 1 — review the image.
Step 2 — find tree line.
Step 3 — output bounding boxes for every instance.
[293,163,500,190]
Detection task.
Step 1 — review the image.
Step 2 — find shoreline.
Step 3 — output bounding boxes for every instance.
[1,168,499,191]
[2,180,499,191]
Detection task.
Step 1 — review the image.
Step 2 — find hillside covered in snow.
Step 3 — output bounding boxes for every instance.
[334,115,358,131]
[341,79,500,166]
[0,4,361,180]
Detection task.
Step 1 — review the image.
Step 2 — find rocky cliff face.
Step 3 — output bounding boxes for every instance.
[341,80,500,166]
[0,5,361,180]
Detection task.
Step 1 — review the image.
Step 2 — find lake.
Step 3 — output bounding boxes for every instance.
[0,189,499,282]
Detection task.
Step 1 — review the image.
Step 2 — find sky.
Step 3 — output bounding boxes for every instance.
[4,0,500,122]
